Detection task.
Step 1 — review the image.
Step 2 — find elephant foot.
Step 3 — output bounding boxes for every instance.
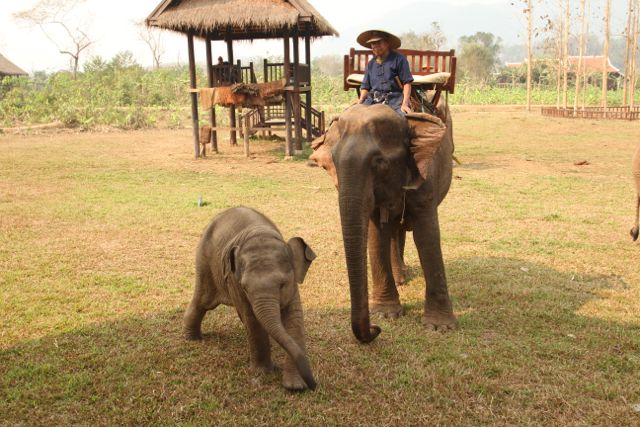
[251,361,277,375]
[371,302,404,319]
[631,226,639,241]
[421,309,457,332]
[184,328,202,341]
[282,371,308,392]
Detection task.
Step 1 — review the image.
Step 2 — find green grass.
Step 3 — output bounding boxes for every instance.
[1,114,640,425]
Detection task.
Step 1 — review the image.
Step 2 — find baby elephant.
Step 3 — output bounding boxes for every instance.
[184,207,317,391]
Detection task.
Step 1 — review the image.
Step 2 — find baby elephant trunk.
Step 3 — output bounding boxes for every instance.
[253,301,316,391]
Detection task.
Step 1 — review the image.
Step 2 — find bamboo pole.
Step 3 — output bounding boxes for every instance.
[574,0,587,115]
[602,0,611,113]
[283,36,293,158]
[242,110,250,158]
[526,0,533,112]
[187,33,200,159]
[205,35,218,153]
[226,37,238,146]
[562,0,570,109]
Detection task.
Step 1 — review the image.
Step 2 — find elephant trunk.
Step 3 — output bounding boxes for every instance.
[338,172,381,343]
[252,298,316,390]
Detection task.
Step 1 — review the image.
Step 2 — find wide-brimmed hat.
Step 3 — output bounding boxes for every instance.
[357,29,402,50]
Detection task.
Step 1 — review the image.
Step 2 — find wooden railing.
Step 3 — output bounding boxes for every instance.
[263,60,311,85]
[541,106,640,120]
[210,61,257,87]
[301,101,325,136]
[343,48,457,94]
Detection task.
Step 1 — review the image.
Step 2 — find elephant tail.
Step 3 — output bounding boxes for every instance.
[631,195,639,242]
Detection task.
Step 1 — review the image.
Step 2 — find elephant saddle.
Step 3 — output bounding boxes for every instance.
[310,109,447,189]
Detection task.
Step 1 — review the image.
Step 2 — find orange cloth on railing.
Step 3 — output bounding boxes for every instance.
[199,79,287,109]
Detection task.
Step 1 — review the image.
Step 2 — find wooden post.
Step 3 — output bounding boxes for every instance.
[227,37,237,146]
[187,33,200,159]
[283,36,293,158]
[526,0,532,112]
[602,0,611,113]
[243,111,250,158]
[304,31,312,142]
[205,35,218,153]
[292,32,303,151]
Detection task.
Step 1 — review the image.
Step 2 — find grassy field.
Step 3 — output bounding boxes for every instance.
[1,112,640,425]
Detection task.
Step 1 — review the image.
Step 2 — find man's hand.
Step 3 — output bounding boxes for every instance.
[359,89,369,104]
[401,82,412,114]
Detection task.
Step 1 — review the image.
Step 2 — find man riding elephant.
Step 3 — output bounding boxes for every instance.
[357,30,414,116]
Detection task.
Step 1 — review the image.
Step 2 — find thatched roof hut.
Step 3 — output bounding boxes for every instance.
[146,0,337,159]
[0,54,28,78]
[146,0,338,40]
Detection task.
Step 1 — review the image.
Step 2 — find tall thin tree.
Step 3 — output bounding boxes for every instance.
[574,0,587,115]
[562,0,570,108]
[526,0,533,112]
[623,0,634,105]
[602,0,611,112]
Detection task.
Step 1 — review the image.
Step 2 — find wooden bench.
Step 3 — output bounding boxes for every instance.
[343,48,457,108]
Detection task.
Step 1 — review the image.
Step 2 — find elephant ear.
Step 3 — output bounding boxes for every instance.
[226,246,242,283]
[287,237,317,284]
[406,112,447,186]
[309,118,340,188]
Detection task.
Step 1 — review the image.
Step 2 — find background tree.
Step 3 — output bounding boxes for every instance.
[399,22,447,50]
[138,22,164,70]
[458,32,502,85]
[14,0,93,79]
[311,54,343,76]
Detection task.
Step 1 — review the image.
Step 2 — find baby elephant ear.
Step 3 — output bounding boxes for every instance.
[227,246,241,283]
[287,237,317,284]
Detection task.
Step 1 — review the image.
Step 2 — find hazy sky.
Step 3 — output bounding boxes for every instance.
[0,0,627,74]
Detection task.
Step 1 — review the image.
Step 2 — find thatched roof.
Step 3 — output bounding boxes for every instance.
[0,54,28,77]
[146,0,338,40]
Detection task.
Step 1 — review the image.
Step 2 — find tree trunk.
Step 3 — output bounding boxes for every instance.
[630,0,639,107]
[624,0,634,106]
[602,0,611,113]
[562,0,570,108]
[526,0,533,112]
[574,0,587,115]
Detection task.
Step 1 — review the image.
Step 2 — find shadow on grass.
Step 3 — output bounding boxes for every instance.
[1,257,639,424]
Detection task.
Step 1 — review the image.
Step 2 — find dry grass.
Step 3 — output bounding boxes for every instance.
[1,113,640,426]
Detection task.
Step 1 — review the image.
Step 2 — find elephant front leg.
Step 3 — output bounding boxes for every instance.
[238,307,274,374]
[369,215,403,319]
[391,226,408,286]
[411,204,457,331]
[281,294,311,391]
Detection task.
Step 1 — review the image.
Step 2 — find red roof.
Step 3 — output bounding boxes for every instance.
[567,56,620,74]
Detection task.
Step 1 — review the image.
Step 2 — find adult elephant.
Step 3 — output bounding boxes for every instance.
[311,102,457,343]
